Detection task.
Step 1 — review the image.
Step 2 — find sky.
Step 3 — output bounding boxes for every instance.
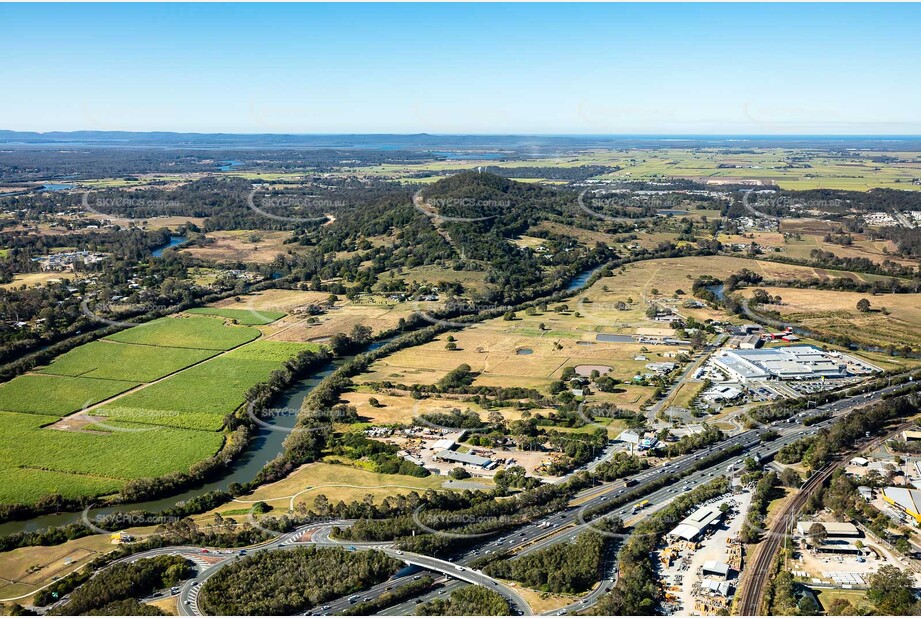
[1,2,920,135]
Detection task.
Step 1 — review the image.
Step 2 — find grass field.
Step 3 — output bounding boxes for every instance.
[340,390,539,426]
[105,315,261,349]
[0,411,223,506]
[383,265,489,294]
[0,271,79,290]
[184,307,286,325]
[97,356,284,430]
[353,256,906,414]
[218,289,437,342]
[354,291,676,409]
[0,374,138,416]
[38,340,218,382]
[0,307,318,507]
[814,588,869,614]
[202,462,447,515]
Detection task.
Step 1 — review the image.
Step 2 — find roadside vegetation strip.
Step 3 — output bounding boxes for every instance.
[483,528,612,595]
[0,374,139,416]
[184,307,286,325]
[416,584,511,616]
[580,443,745,522]
[37,340,219,383]
[46,554,193,616]
[104,315,261,350]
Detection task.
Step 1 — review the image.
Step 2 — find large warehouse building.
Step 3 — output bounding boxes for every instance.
[667,504,724,542]
[711,346,876,383]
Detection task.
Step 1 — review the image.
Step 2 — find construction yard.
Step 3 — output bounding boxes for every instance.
[657,491,751,616]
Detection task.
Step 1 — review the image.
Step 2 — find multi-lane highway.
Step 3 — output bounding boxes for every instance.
[90,380,908,617]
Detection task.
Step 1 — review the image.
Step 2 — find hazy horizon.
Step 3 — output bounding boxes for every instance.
[2,3,920,135]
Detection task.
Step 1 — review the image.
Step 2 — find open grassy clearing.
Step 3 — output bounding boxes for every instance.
[0,411,224,506]
[0,374,138,416]
[209,287,433,342]
[356,305,676,408]
[814,588,870,613]
[669,380,707,410]
[582,255,885,328]
[195,462,448,517]
[388,265,490,293]
[184,307,286,325]
[178,229,302,264]
[105,315,261,349]
[774,228,911,267]
[0,271,79,290]
[720,227,914,269]
[354,256,898,412]
[740,286,921,350]
[145,596,178,615]
[508,585,576,614]
[269,297,435,342]
[214,288,332,311]
[340,390,541,426]
[0,533,116,601]
[81,213,207,230]
[37,340,218,382]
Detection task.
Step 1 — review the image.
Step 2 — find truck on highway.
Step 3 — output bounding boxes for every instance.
[632,499,650,513]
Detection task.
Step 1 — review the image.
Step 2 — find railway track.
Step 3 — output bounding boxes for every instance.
[735,463,835,615]
[735,422,914,615]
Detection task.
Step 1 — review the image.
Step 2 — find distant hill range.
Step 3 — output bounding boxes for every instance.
[2,130,920,151]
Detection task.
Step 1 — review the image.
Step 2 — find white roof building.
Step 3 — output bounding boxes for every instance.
[699,578,732,597]
[432,438,456,451]
[701,560,731,579]
[668,505,724,541]
[712,346,861,383]
[795,521,860,538]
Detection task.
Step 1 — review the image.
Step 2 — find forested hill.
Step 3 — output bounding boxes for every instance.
[419,170,574,223]
[418,172,614,298]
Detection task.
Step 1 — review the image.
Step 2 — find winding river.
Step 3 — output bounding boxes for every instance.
[0,262,606,536]
[0,341,391,537]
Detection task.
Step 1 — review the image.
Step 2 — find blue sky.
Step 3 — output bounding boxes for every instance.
[1,3,919,134]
